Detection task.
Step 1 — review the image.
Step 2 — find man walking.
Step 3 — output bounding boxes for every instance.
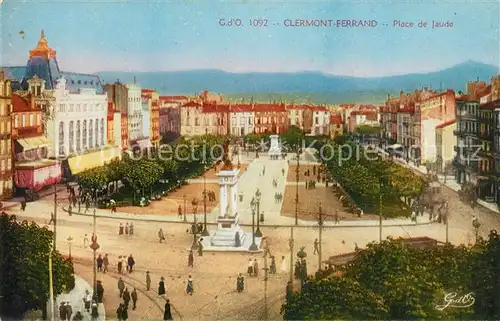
[146,271,151,291]
[118,277,125,298]
[123,288,131,308]
[131,288,138,310]
[313,239,319,255]
[103,253,109,273]
[127,254,135,273]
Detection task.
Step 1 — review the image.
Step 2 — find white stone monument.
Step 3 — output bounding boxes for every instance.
[268,134,281,160]
[201,142,261,252]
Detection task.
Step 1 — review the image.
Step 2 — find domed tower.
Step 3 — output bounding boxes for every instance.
[21,30,62,90]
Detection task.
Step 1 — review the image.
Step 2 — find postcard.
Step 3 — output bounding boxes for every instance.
[0,1,499,320]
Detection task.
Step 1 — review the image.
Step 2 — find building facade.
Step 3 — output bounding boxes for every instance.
[329,114,343,139]
[454,98,480,186]
[253,103,288,134]
[0,70,12,199]
[229,104,254,136]
[11,93,61,193]
[126,83,142,141]
[435,120,456,173]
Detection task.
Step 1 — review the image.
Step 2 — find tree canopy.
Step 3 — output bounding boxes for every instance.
[284,232,500,320]
[0,213,74,320]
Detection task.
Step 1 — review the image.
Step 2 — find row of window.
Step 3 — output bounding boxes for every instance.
[0,139,11,155]
[0,118,11,134]
[58,103,104,113]
[13,113,41,128]
[0,158,12,171]
[58,119,105,155]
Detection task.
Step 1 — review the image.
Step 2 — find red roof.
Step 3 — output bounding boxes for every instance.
[435,119,456,129]
[230,104,253,112]
[253,103,286,112]
[160,95,188,101]
[12,94,32,112]
[329,115,343,125]
[182,101,202,108]
[203,103,230,113]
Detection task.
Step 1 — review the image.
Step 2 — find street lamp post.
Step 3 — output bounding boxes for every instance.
[67,236,73,260]
[191,198,200,251]
[89,190,100,297]
[183,194,187,222]
[295,147,301,225]
[254,189,262,237]
[249,198,259,251]
[202,161,210,236]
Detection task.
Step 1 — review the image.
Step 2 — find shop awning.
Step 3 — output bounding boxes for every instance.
[17,136,50,151]
[68,146,122,175]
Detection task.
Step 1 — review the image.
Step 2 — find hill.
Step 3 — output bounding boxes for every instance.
[97,61,498,104]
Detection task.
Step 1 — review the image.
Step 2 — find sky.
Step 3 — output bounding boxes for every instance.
[1,0,499,77]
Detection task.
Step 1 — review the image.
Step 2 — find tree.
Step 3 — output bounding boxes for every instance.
[0,214,74,320]
[356,125,381,135]
[77,167,109,193]
[281,125,305,150]
[284,277,387,320]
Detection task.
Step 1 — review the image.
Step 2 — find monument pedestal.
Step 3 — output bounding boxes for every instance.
[268,134,281,160]
[201,165,262,252]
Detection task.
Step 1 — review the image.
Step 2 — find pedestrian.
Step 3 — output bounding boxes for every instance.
[118,277,125,297]
[65,301,73,321]
[334,211,340,224]
[131,288,138,310]
[129,222,134,235]
[83,234,89,248]
[103,253,109,273]
[198,240,203,256]
[188,250,194,267]
[282,168,285,176]
[121,304,129,321]
[68,205,72,216]
[91,301,99,321]
[281,255,287,274]
[253,259,259,276]
[125,222,129,235]
[59,302,66,321]
[96,280,104,303]
[116,303,124,321]
[158,277,166,296]
[270,256,277,274]
[247,258,253,276]
[186,275,194,295]
[118,256,123,274]
[354,243,359,251]
[158,228,165,243]
[119,223,124,235]
[123,288,131,308]
[178,205,183,219]
[146,271,151,291]
[236,273,244,292]
[20,200,26,211]
[127,254,135,273]
[83,289,92,312]
[97,254,103,272]
[313,239,319,255]
[163,299,173,320]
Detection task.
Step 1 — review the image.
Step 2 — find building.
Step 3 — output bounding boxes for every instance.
[107,101,122,147]
[454,98,480,186]
[141,89,161,148]
[348,109,378,133]
[435,119,456,173]
[120,112,128,150]
[3,30,120,176]
[159,96,185,135]
[11,93,61,194]
[103,82,128,114]
[253,103,288,134]
[329,114,343,139]
[141,95,151,143]
[0,70,13,199]
[124,83,142,142]
[229,104,254,136]
[287,104,309,129]
[309,106,330,136]
[203,103,229,135]
[180,101,204,136]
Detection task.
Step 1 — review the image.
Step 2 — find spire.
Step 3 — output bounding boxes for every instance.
[29,29,56,59]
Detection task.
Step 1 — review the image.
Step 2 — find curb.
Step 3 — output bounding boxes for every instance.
[62,206,435,228]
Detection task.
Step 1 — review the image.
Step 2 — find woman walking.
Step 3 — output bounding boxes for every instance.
[186,275,194,295]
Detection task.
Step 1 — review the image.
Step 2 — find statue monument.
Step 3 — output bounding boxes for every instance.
[268,134,281,160]
[201,140,262,252]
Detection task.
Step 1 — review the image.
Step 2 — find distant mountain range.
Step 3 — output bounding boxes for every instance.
[97,61,498,104]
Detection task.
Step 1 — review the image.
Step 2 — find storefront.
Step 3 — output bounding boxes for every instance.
[14,160,61,192]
